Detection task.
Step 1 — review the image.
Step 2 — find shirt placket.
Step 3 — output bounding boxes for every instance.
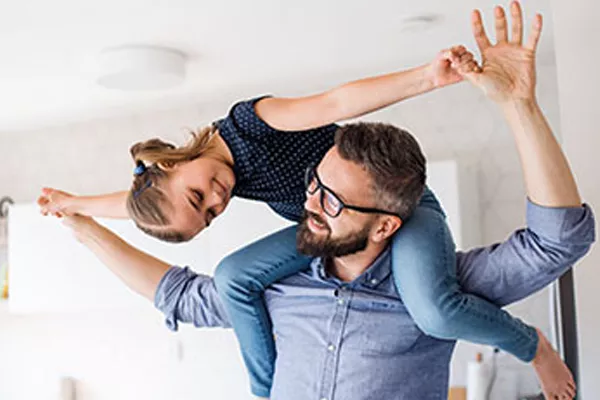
[318,286,352,400]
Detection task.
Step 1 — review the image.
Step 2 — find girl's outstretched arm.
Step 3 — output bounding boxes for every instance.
[38,188,130,219]
[255,45,479,131]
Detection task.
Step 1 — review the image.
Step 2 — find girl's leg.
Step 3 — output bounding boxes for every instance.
[391,187,539,361]
[213,225,310,398]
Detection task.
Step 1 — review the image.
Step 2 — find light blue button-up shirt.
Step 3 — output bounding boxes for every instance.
[155,201,595,400]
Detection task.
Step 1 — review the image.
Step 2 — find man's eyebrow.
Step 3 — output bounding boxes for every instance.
[316,165,351,203]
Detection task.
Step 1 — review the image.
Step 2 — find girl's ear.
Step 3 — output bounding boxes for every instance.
[157,161,177,171]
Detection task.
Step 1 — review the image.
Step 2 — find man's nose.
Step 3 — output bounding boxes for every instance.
[305,189,323,215]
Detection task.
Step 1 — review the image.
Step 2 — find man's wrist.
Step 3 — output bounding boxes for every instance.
[499,97,539,115]
[70,216,101,243]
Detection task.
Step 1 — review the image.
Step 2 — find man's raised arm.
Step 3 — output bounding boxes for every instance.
[455,1,595,305]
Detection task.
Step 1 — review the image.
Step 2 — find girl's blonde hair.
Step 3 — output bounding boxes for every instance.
[126,124,219,243]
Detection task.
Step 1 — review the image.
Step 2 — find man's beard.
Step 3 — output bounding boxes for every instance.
[296,211,372,258]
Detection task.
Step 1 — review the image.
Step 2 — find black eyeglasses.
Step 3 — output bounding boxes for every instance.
[304,166,400,218]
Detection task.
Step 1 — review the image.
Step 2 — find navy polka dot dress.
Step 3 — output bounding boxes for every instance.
[215,96,337,222]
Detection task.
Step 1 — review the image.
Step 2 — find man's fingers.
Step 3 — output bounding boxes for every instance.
[451,52,477,69]
[495,6,508,43]
[472,10,492,52]
[458,60,481,74]
[451,45,467,57]
[459,52,474,64]
[526,13,543,52]
[40,208,61,218]
[510,1,524,45]
[442,46,473,65]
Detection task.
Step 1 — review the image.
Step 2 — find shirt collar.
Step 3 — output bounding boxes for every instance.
[310,246,392,289]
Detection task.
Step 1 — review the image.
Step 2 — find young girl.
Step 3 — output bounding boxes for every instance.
[39,10,573,399]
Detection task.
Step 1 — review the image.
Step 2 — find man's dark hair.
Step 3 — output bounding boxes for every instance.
[335,122,426,220]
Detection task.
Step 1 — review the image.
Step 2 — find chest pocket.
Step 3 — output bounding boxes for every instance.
[344,297,423,355]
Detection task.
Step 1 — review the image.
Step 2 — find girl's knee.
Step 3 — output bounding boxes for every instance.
[410,306,459,339]
[214,253,246,293]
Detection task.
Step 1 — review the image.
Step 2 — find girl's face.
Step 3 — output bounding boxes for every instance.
[161,155,236,239]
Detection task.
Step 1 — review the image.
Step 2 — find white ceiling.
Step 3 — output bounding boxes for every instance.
[0,0,555,132]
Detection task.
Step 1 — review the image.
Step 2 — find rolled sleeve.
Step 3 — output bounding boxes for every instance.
[154,266,232,331]
[526,200,596,244]
[457,200,596,307]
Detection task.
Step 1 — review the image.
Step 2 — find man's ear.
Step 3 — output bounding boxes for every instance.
[372,216,403,243]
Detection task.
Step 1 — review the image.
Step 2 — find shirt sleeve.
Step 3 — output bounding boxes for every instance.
[154,266,232,331]
[222,95,339,137]
[456,200,596,307]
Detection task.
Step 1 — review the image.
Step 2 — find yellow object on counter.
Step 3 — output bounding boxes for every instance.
[449,387,467,400]
[0,262,8,299]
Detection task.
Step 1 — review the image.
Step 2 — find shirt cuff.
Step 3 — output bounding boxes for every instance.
[154,266,189,332]
[526,199,595,244]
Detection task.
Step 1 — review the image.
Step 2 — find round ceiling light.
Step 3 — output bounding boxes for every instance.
[97,46,187,91]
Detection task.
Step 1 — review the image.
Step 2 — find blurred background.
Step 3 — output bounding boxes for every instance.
[0,0,597,399]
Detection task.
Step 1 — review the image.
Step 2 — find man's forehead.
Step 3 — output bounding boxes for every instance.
[318,147,373,201]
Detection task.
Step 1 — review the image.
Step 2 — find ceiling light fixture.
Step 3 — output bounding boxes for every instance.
[97,45,187,91]
[399,13,443,32]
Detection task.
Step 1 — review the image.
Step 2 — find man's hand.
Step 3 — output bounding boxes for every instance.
[428,45,481,88]
[460,1,542,103]
[38,187,78,218]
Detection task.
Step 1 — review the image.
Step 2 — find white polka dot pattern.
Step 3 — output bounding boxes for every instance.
[215,96,337,222]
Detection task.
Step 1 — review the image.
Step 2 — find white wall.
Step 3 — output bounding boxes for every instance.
[0,62,564,399]
[550,0,600,398]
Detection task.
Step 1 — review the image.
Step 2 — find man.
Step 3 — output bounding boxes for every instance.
[56,2,594,399]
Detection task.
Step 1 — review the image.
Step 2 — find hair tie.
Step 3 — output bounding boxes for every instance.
[132,161,152,198]
[133,180,152,199]
[134,161,147,176]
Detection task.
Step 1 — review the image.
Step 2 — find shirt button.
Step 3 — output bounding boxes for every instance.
[337,299,344,305]
[328,344,335,352]
[370,278,378,285]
